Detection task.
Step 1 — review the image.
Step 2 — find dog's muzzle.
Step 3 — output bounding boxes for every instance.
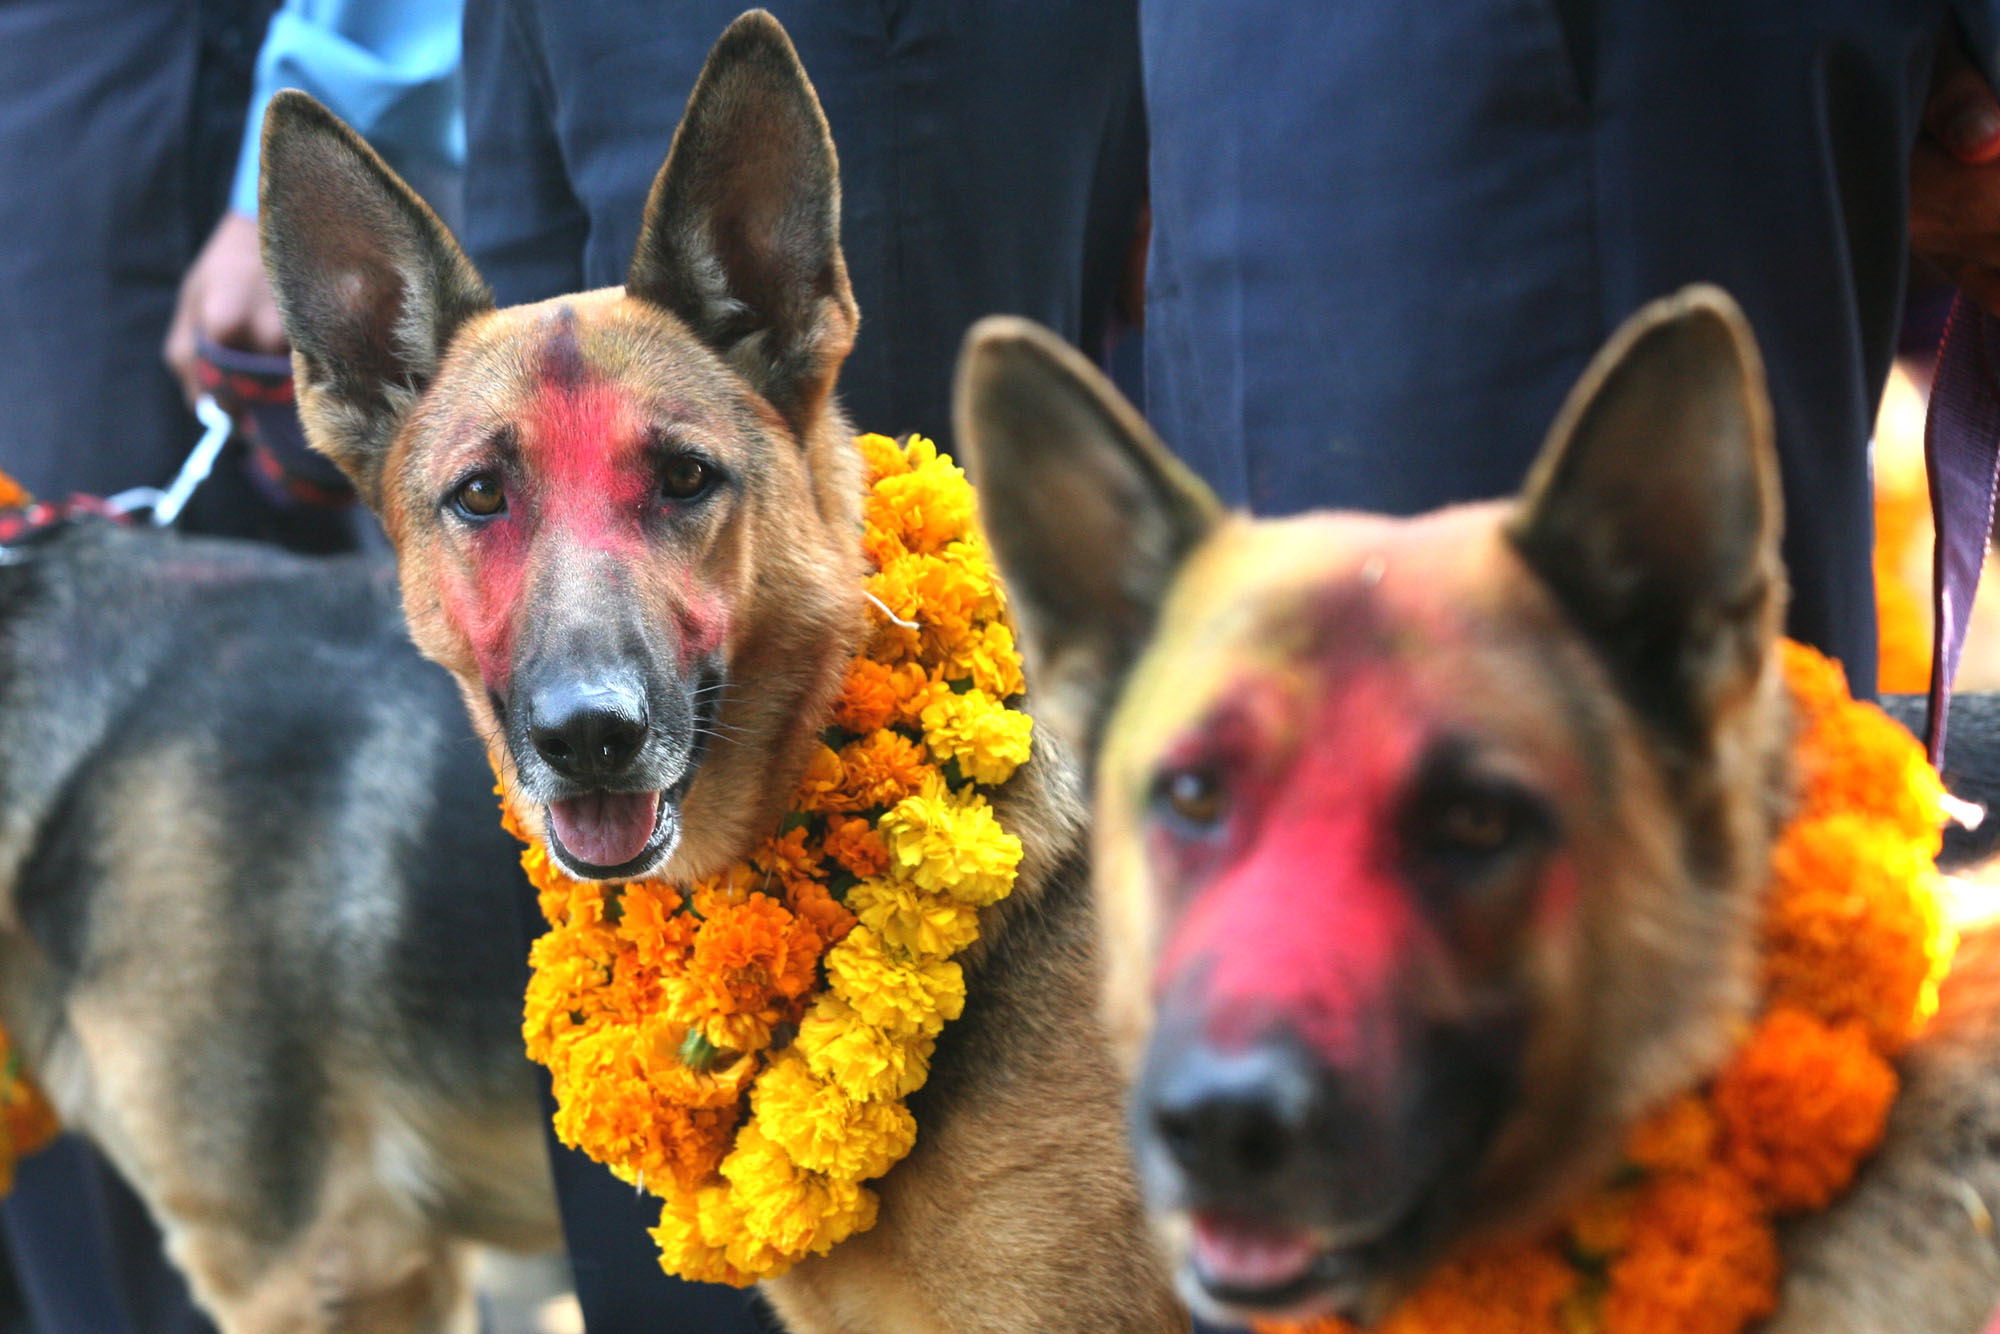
[507,663,719,880]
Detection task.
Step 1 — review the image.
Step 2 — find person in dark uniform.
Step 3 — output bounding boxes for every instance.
[458,3,1147,1326]
[1140,2,2000,702]
[463,0,1148,447]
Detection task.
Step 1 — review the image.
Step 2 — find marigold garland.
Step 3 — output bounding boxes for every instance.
[507,435,1032,1284]
[0,471,61,1193]
[1265,640,1955,1334]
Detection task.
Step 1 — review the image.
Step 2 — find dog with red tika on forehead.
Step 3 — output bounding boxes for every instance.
[257,11,1179,1333]
[955,293,2000,1333]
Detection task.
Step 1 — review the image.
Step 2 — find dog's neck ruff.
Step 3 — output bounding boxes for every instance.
[1269,640,1957,1334]
[505,435,1035,1285]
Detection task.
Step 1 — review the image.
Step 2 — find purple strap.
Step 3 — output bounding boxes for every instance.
[1925,294,2000,765]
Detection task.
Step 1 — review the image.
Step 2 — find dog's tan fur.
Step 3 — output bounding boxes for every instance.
[260,12,1177,1332]
[956,295,2000,1331]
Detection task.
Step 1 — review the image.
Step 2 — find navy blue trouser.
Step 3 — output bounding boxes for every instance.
[1142,0,2000,700]
[461,0,1147,452]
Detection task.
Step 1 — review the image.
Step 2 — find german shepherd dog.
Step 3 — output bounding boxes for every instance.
[257,11,1178,1332]
[956,291,2000,1333]
[0,519,559,1329]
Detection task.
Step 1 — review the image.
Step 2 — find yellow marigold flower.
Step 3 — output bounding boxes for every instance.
[868,446,976,556]
[920,686,1034,787]
[1713,1007,1897,1212]
[844,875,982,959]
[825,927,967,1037]
[1626,1091,1720,1177]
[836,729,931,811]
[854,432,910,482]
[941,618,1027,699]
[1763,811,1954,1050]
[1602,1165,1779,1334]
[879,773,1023,906]
[752,1050,918,1181]
[795,996,935,1101]
[651,1176,782,1287]
[722,1123,880,1259]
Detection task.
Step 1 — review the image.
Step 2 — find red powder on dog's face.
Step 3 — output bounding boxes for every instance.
[1154,664,1438,1081]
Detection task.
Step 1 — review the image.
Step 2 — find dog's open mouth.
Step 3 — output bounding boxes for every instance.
[546,789,670,876]
[1189,1211,1336,1312]
[1184,1208,1402,1324]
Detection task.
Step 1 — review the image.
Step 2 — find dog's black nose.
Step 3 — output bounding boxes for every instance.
[527,679,648,781]
[1148,1040,1319,1202]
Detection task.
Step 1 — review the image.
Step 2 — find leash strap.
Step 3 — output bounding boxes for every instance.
[1924,294,2000,764]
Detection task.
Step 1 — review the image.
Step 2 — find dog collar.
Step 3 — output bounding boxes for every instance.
[1266,640,1957,1334]
[506,434,1035,1284]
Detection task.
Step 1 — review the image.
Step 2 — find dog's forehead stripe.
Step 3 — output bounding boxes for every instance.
[537,304,588,390]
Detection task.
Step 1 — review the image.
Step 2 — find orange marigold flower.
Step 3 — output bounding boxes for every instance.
[1258,1242,1575,1334]
[1374,1241,1577,1334]
[833,658,903,735]
[1602,1165,1779,1334]
[668,894,822,1051]
[792,742,848,814]
[1779,639,1853,722]
[1626,1091,1720,1177]
[1713,1007,1897,1212]
[836,730,931,811]
[1566,1184,1639,1259]
[0,469,28,510]
[616,883,694,972]
[755,826,824,885]
[822,814,890,878]
[1762,811,1953,1050]
[786,877,857,950]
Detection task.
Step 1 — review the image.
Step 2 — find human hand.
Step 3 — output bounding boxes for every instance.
[162,210,288,406]
[1912,37,2000,313]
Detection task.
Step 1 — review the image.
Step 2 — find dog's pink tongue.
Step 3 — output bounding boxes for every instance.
[547,791,660,868]
[1190,1212,1318,1292]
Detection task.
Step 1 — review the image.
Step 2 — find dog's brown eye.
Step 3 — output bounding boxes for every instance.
[660,456,712,502]
[1159,768,1227,829]
[453,474,506,519]
[1433,795,1516,855]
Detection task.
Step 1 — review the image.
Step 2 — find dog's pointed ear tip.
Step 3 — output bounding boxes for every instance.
[1640,284,1760,363]
[713,9,809,77]
[959,316,1087,389]
[262,89,343,144]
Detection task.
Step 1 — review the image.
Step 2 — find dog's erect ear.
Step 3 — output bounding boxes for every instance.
[1508,285,1784,744]
[626,11,856,435]
[956,317,1222,755]
[259,91,491,509]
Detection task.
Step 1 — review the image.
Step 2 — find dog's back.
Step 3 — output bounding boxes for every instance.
[0,521,556,1331]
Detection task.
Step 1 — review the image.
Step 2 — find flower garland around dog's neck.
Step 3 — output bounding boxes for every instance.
[1267,640,1957,1334]
[506,434,1035,1284]
[0,468,70,1193]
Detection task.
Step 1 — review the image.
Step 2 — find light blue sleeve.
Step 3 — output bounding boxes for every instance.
[230,0,465,218]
